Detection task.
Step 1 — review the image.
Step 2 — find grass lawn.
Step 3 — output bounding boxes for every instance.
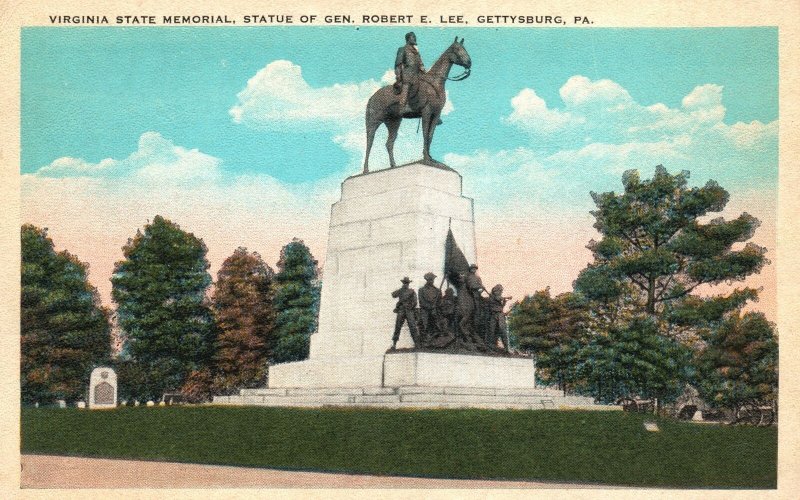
[21,406,776,488]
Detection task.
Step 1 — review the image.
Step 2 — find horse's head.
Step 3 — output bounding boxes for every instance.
[449,36,471,71]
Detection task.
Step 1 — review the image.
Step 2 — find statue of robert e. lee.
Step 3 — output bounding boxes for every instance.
[393,32,442,124]
[394,32,425,115]
[391,276,420,350]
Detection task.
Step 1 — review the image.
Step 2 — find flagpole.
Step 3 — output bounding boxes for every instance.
[439,218,452,291]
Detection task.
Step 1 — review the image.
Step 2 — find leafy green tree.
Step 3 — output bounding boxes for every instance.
[575,317,693,406]
[574,166,767,341]
[211,247,276,394]
[508,289,589,393]
[111,216,214,400]
[114,358,149,403]
[21,224,111,404]
[695,311,778,415]
[272,239,320,363]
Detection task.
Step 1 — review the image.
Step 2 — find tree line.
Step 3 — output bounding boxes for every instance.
[21,166,778,419]
[508,166,778,420]
[21,216,320,404]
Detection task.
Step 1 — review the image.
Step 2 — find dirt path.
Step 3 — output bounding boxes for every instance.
[21,454,614,489]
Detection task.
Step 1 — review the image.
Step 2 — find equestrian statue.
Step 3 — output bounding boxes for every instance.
[363,33,471,173]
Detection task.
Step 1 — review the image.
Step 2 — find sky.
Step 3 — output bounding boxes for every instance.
[20,27,778,317]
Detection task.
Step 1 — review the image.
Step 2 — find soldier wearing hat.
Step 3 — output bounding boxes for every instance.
[393,32,442,124]
[464,264,487,334]
[394,32,425,114]
[391,276,420,349]
[418,272,442,342]
[465,264,486,302]
[487,284,512,352]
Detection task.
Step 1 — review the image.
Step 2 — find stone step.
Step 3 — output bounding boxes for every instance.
[240,387,399,397]
[214,396,603,411]
[399,393,557,405]
[212,383,602,410]
[239,388,289,396]
[396,386,564,397]
[240,386,564,398]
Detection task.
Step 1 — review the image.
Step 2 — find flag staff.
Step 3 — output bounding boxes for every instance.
[438,218,452,292]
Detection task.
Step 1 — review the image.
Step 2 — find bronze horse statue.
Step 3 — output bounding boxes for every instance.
[363,37,471,173]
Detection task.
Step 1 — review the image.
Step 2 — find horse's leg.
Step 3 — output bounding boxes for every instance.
[363,117,380,174]
[385,116,401,168]
[422,107,441,165]
[421,108,433,163]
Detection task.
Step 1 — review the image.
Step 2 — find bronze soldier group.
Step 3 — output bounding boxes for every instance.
[389,268,512,354]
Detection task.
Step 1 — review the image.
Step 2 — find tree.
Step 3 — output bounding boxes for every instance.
[111,216,214,400]
[21,224,111,404]
[695,311,778,417]
[272,239,320,363]
[211,247,276,394]
[574,166,767,341]
[508,289,589,393]
[574,317,693,406]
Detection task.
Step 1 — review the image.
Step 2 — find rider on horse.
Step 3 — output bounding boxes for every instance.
[394,32,442,124]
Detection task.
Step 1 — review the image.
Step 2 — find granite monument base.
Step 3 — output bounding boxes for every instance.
[214,351,606,410]
[382,351,535,388]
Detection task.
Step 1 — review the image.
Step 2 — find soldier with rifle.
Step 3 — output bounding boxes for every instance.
[391,277,420,349]
[487,284,512,352]
[418,272,441,342]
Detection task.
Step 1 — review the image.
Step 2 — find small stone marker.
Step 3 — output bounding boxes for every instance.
[89,367,118,409]
[146,400,155,407]
[57,400,66,408]
[644,422,660,432]
[692,410,703,421]
[76,401,86,409]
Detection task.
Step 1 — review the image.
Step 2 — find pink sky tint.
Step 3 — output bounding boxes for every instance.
[473,187,777,320]
[22,175,775,322]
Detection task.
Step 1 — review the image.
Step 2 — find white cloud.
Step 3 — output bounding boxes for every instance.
[381,69,396,85]
[725,120,778,150]
[37,132,223,184]
[230,60,456,170]
[23,132,337,307]
[501,76,776,184]
[559,75,633,107]
[681,83,723,110]
[504,88,581,134]
[503,76,776,151]
[229,60,380,130]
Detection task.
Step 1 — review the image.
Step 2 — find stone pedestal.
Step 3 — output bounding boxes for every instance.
[252,162,556,409]
[269,163,477,388]
[383,352,536,389]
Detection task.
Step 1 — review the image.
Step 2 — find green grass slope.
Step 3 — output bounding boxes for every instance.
[21,406,777,488]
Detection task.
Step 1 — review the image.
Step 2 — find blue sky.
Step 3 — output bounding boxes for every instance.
[20,27,779,313]
[22,27,777,182]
